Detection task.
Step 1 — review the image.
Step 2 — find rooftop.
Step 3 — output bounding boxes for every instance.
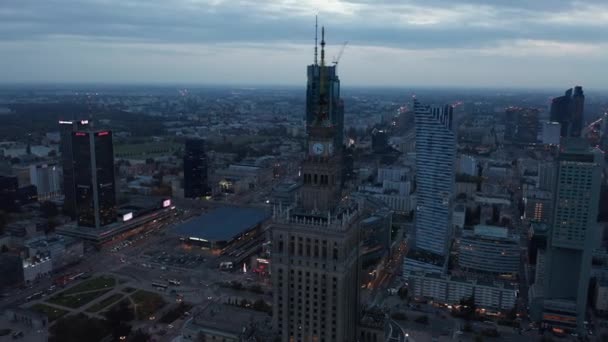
[173,206,269,242]
[187,303,271,337]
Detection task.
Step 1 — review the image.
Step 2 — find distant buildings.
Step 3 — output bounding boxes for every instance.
[371,128,388,153]
[542,121,561,146]
[29,163,61,200]
[406,99,455,273]
[458,155,478,176]
[183,138,209,198]
[0,175,37,211]
[538,138,602,333]
[504,107,539,144]
[215,164,273,195]
[72,129,117,228]
[550,86,585,138]
[358,166,416,214]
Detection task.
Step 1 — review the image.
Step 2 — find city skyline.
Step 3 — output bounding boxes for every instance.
[1,0,608,88]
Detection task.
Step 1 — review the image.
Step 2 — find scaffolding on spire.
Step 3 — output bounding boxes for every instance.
[320,26,326,67]
[314,16,318,65]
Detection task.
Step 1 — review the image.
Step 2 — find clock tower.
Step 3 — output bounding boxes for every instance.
[300,26,342,213]
[271,23,360,342]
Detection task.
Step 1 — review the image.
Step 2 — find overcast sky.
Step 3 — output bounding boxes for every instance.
[1,0,607,88]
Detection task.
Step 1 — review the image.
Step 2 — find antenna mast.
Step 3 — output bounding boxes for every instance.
[314,16,318,65]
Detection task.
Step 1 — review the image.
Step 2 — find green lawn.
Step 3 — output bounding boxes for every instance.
[62,276,116,295]
[85,293,124,313]
[30,304,69,322]
[122,287,137,293]
[48,289,111,309]
[131,290,166,320]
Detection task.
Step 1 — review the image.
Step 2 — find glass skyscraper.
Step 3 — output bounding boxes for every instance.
[59,119,89,217]
[183,138,209,199]
[72,129,116,228]
[550,86,585,138]
[405,99,455,273]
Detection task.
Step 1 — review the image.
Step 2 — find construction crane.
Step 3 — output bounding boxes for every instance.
[332,41,348,68]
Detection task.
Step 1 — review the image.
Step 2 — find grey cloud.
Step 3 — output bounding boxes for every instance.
[0,0,606,49]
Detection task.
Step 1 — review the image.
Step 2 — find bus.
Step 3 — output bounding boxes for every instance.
[26,291,44,302]
[151,282,168,290]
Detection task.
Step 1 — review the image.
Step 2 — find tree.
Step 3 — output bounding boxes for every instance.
[414,315,429,325]
[39,201,59,218]
[112,322,132,341]
[129,329,151,342]
[105,300,134,324]
[459,296,477,320]
[0,210,7,235]
[52,314,108,342]
[391,312,407,321]
[506,306,517,321]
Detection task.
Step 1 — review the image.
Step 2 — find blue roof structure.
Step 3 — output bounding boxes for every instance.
[173,206,269,242]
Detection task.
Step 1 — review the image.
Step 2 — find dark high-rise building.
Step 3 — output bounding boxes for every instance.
[539,138,602,333]
[183,138,209,198]
[571,86,584,138]
[371,128,388,153]
[517,108,539,144]
[271,25,360,342]
[305,24,344,151]
[72,129,116,228]
[59,119,89,217]
[550,88,573,137]
[0,175,18,212]
[550,86,584,138]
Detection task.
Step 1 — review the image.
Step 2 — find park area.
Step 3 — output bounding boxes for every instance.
[46,276,117,309]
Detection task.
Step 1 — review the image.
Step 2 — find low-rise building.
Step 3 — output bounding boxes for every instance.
[594,279,608,314]
[458,225,520,275]
[214,164,273,194]
[181,303,274,342]
[24,235,84,271]
[22,254,52,284]
[408,271,518,310]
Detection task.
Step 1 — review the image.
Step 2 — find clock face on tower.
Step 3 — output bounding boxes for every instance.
[312,143,324,155]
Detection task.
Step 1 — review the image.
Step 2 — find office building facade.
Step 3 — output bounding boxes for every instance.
[183,138,209,198]
[542,138,602,332]
[72,129,117,228]
[458,225,520,275]
[59,119,89,217]
[29,163,61,200]
[411,99,456,259]
[505,107,539,144]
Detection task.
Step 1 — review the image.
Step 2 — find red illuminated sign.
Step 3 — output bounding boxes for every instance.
[75,132,87,136]
[97,131,109,136]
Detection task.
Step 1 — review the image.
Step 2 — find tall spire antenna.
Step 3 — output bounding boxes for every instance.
[320,26,326,66]
[314,16,318,65]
